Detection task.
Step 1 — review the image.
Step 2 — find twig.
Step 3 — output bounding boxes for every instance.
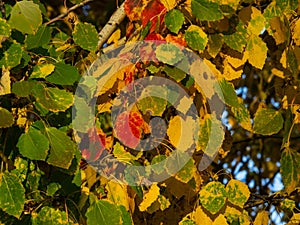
[97,1,126,50]
[45,0,94,26]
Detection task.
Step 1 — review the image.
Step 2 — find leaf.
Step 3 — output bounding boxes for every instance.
[155,43,184,64]
[213,215,228,225]
[160,0,176,10]
[281,148,300,193]
[226,179,250,208]
[199,181,227,214]
[141,0,166,33]
[106,180,130,211]
[9,1,42,34]
[46,183,61,197]
[0,68,10,96]
[30,63,55,79]
[247,7,266,35]
[86,196,123,225]
[0,42,22,69]
[17,127,49,161]
[244,35,268,69]
[32,85,74,112]
[45,62,80,85]
[191,0,223,21]
[179,219,197,225]
[253,108,283,135]
[175,158,196,183]
[207,34,223,58]
[184,25,208,51]
[73,22,99,51]
[165,9,185,34]
[253,211,269,225]
[12,80,35,98]
[190,206,213,225]
[25,24,52,49]
[231,100,252,131]
[0,172,25,219]
[124,0,145,21]
[31,206,71,225]
[223,21,247,53]
[0,18,11,44]
[218,79,239,108]
[45,127,76,169]
[163,66,186,82]
[0,107,14,128]
[139,183,160,211]
[113,142,142,164]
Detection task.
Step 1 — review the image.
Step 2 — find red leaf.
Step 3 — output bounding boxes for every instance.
[82,127,106,161]
[124,0,146,21]
[141,0,166,33]
[114,111,145,148]
[165,34,187,47]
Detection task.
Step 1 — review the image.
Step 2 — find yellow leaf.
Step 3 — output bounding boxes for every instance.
[226,179,250,208]
[192,206,213,225]
[225,206,251,225]
[138,183,160,211]
[0,67,11,95]
[292,19,300,45]
[291,104,300,124]
[288,213,300,225]
[293,46,300,70]
[167,115,197,151]
[107,29,121,45]
[222,54,245,80]
[81,165,97,189]
[244,35,267,69]
[270,17,287,45]
[271,68,285,79]
[280,49,287,68]
[254,211,269,225]
[213,215,228,225]
[160,0,176,10]
[106,180,131,211]
[247,7,266,35]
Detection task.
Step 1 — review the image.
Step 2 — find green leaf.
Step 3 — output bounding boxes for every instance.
[175,158,195,183]
[46,183,61,197]
[31,206,71,225]
[86,196,123,225]
[207,34,223,57]
[199,181,227,214]
[226,179,250,208]
[179,219,197,225]
[9,1,42,34]
[32,85,74,112]
[45,127,76,169]
[218,79,239,108]
[73,22,98,51]
[163,66,186,82]
[0,172,25,219]
[0,18,11,39]
[120,205,133,225]
[155,43,184,65]
[0,42,22,69]
[223,21,247,52]
[281,148,300,193]
[184,25,208,51]
[137,85,168,116]
[17,127,49,161]
[191,0,223,21]
[253,108,284,135]
[25,24,52,49]
[0,107,14,128]
[165,9,185,34]
[45,62,80,85]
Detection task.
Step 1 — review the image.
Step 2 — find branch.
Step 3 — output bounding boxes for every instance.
[45,0,94,26]
[97,1,126,50]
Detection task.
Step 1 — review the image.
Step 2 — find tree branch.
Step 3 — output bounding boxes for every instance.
[45,0,94,26]
[97,1,126,50]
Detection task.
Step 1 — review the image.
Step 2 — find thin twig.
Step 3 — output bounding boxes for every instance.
[97,1,126,50]
[45,0,94,26]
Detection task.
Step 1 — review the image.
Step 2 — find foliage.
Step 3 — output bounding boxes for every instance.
[0,0,300,224]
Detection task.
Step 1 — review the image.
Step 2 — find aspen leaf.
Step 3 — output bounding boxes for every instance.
[191,206,213,225]
[254,211,269,225]
[253,108,283,135]
[223,21,247,53]
[0,68,11,95]
[107,29,121,45]
[30,63,55,79]
[244,35,268,69]
[213,215,228,225]
[73,22,98,51]
[9,1,42,34]
[184,25,208,51]
[199,181,227,214]
[165,9,185,34]
[292,19,300,45]
[175,158,196,183]
[191,0,223,21]
[0,107,14,128]
[0,18,11,44]
[281,147,300,193]
[226,179,250,208]
[218,79,239,108]
[207,34,223,58]
[45,62,80,85]
[139,183,160,211]
[25,24,52,49]
[160,0,176,10]
[231,99,252,132]
[32,207,71,225]
[155,43,184,64]
[106,180,130,211]
[247,7,266,35]
[0,42,22,69]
